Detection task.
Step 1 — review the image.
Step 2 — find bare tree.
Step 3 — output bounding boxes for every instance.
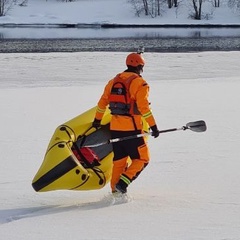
[0,0,5,16]
[143,0,150,15]
[149,0,161,16]
[156,0,160,15]
[128,0,150,16]
[192,0,203,19]
[19,0,28,7]
[167,0,173,8]
[0,0,13,16]
[129,0,163,17]
[228,0,240,12]
[213,0,220,7]
[167,0,178,8]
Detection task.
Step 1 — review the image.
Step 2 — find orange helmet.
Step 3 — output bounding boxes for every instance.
[126,53,145,67]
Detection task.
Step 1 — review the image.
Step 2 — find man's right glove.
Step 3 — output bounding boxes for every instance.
[150,125,160,138]
[92,118,101,129]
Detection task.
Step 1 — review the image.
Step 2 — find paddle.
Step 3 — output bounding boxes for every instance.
[84,120,207,148]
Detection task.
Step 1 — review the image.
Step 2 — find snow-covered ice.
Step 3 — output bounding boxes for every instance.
[0,51,240,239]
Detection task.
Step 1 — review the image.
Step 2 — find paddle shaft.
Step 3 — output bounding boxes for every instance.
[85,126,184,148]
[82,120,206,148]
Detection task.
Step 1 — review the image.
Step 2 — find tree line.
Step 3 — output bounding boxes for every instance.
[129,0,240,20]
[1,0,240,19]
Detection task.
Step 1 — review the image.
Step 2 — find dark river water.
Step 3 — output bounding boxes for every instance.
[0,27,240,52]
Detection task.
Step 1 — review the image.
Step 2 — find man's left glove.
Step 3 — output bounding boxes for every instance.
[92,118,101,129]
[150,125,160,138]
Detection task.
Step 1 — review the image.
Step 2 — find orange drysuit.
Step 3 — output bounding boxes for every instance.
[94,71,157,191]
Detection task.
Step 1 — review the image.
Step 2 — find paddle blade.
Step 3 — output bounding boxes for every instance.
[186,120,207,132]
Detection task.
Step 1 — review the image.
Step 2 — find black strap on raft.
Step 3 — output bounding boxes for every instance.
[60,126,105,185]
[77,126,93,146]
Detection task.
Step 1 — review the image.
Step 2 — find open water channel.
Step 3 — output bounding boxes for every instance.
[0,26,240,52]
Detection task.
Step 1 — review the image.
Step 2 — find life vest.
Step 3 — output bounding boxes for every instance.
[109,74,140,116]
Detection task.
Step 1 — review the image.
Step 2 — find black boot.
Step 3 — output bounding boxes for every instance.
[115,178,128,193]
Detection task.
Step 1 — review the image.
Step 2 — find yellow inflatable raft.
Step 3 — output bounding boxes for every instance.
[32,107,113,192]
[32,106,149,192]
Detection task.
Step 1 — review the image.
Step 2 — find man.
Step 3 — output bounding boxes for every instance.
[92,52,159,194]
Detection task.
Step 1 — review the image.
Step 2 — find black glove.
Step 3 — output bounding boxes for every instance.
[92,118,101,129]
[150,125,160,138]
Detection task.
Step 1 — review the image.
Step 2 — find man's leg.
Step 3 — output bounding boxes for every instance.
[116,143,150,193]
[110,157,128,192]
